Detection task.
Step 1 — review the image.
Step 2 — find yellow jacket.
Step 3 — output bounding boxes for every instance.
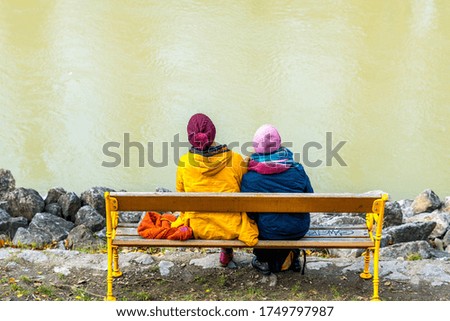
[172,147,259,246]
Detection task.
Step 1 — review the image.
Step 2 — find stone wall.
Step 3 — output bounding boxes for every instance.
[1,168,449,259]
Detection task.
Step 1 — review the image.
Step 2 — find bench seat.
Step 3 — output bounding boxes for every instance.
[114,223,374,249]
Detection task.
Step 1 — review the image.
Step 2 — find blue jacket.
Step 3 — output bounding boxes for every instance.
[241,166,313,240]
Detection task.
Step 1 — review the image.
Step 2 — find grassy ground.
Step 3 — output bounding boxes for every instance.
[1,246,449,301]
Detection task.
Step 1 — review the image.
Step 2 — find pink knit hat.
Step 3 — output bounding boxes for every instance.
[187,113,216,150]
[252,124,281,154]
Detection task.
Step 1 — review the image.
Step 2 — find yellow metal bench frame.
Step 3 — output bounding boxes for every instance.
[104,192,388,301]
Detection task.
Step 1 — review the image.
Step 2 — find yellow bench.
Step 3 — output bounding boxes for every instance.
[104,192,388,301]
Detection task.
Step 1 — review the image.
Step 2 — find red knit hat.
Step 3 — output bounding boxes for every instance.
[187,113,216,150]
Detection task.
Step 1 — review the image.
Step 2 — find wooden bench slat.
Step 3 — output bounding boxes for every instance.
[109,192,380,213]
[115,227,370,238]
[117,222,369,230]
[112,236,374,249]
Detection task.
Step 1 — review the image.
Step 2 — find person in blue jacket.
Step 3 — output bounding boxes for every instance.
[241,124,314,275]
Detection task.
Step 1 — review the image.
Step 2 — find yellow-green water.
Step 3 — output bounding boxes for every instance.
[1,0,449,200]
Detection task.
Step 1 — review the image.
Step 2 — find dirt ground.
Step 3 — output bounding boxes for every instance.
[1,248,449,301]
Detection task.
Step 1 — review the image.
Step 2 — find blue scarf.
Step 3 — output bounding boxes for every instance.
[250,146,303,169]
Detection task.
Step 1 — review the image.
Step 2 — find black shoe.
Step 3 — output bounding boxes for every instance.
[290,250,301,272]
[290,257,301,272]
[289,250,306,275]
[252,257,271,275]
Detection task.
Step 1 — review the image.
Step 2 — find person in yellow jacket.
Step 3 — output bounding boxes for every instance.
[171,113,259,267]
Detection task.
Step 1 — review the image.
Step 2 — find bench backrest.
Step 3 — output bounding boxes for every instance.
[106,192,386,213]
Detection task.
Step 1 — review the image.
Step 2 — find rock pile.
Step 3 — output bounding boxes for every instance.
[0,170,119,250]
[311,188,450,259]
[0,169,449,260]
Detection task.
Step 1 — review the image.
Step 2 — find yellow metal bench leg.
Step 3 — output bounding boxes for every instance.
[112,246,123,277]
[368,194,387,301]
[104,192,118,301]
[371,246,381,301]
[360,249,372,279]
[105,234,116,301]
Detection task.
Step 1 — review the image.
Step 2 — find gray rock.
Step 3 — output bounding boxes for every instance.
[312,213,366,226]
[75,205,105,232]
[65,224,105,250]
[44,248,106,270]
[383,201,403,227]
[406,210,450,238]
[12,227,53,248]
[380,234,392,248]
[443,196,450,213]
[306,260,333,270]
[384,221,436,245]
[3,188,45,221]
[0,201,7,211]
[5,261,19,271]
[264,274,278,287]
[190,254,220,269]
[119,211,145,223]
[380,240,434,259]
[0,209,27,240]
[434,238,444,251]
[443,230,450,248]
[45,203,63,217]
[398,199,414,219]
[58,192,81,222]
[376,261,411,281]
[363,190,388,198]
[328,249,365,258]
[0,209,10,234]
[80,186,115,218]
[54,266,71,276]
[95,227,107,240]
[411,189,441,214]
[159,260,174,276]
[18,250,49,263]
[0,241,11,258]
[56,241,66,250]
[156,187,172,193]
[9,217,28,239]
[417,263,450,286]
[320,215,366,226]
[132,254,154,265]
[29,212,75,242]
[310,213,333,225]
[44,187,67,205]
[0,169,15,197]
